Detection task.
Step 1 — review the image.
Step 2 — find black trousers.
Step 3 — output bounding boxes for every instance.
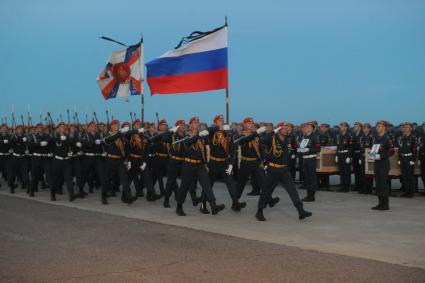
[236,160,265,199]
[128,157,157,196]
[258,167,301,209]
[420,156,425,189]
[302,157,317,192]
[152,155,168,195]
[177,162,215,205]
[104,158,132,199]
[30,156,52,194]
[352,153,363,190]
[51,159,74,196]
[80,156,104,191]
[374,159,390,197]
[337,153,351,190]
[208,160,238,201]
[288,152,297,180]
[164,158,182,200]
[71,157,83,190]
[0,155,9,180]
[8,156,29,188]
[400,157,415,195]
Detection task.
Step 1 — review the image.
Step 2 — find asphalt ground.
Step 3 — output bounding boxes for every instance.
[1,195,425,283]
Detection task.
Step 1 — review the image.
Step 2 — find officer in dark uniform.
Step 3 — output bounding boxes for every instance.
[317,123,333,189]
[205,114,246,212]
[69,124,85,198]
[397,122,417,198]
[285,123,298,181]
[352,122,364,191]
[28,123,52,197]
[175,117,225,216]
[359,123,374,194]
[234,117,267,202]
[419,122,425,194]
[50,122,78,202]
[8,125,29,193]
[256,122,312,221]
[299,121,321,202]
[101,119,137,205]
[369,120,395,210]
[335,122,353,192]
[150,119,169,196]
[0,123,11,184]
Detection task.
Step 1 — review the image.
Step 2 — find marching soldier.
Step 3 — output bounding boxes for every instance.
[299,121,321,202]
[335,122,353,192]
[369,120,395,210]
[175,117,225,216]
[352,122,364,191]
[101,120,137,205]
[359,123,374,194]
[317,123,333,189]
[398,122,417,198]
[69,124,85,197]
[0,123,11,184]
[8,125,29,193]
[150,119,169,196]
[286,123,298,181]
[256,122,312,221]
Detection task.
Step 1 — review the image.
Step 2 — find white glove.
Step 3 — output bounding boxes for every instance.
[76,142,82,148]
[375,154,381,160]
[225,164,233,175]
[40,141,48,147]
[60,135,66,141]
[256,126,266,135]
[102,152,107,157]
[77,151,83,156]
[345,157,351,164]
[303,148,310,153]
[67,152,73,157]
[397,160,401,165]
[335,156,338,163]
[291,154,295,159]
[170,125,179,133]
[273,127,281,134]
[3,139,8,144]
[95,139,101,145]
[48,153,53,157]
[409,161,415,166]
[138,127,145,133]
[140,162,147,171]
[22,137,27,142]
[127,161,131,170]
[25,150,29,155]
[199,130,209,137]
[223,124,231,131]
[359,159,362,165]
[120,126,130,133]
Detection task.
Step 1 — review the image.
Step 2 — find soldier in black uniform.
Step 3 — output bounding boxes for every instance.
[397,122,417,198]
[28,123,52,197]
[335,122,353,192]
[419,122,425,194]
[101,119,137,205]
[175,117,225,216]
[50,122,78,202]
[8,125,29,193]
[317,123,333,189]
[359,123,374,194]
[352,122,364,191]
[299,121,321,202]
[286,123,298,181]
[256,122,312,221]
[234,117,267,202]
[369,120,395,210]
[69,124,85,197]
[150,119,169,196]
[0,123,11,184]
[205,114,246,212]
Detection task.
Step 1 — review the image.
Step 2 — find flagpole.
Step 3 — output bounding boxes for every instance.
[140,34,145,125]
[225,16,229,124]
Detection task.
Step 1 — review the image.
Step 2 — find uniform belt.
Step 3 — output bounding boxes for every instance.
[170,155,184,161]
[12,153,26,157]
[107,154,123,159]
[184,158,202,164]
[148,154,156,157]
[401,153,413,157]
[33,153,48,157]
[157,153,168,157]
[354,150,361,153]
[210,156,226,162]
[0,152,10,156]
[268,162,286,169]
[303,154,317,159]
[85,152,99,157]
[338,150,349,153]
[130,153,143,158]
[241,156,258,161]
[54,155,70,160]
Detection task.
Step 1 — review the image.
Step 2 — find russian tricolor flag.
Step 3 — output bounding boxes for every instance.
[146,26,228,95]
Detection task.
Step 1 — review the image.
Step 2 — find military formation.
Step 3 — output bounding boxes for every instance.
[0,113,424,221]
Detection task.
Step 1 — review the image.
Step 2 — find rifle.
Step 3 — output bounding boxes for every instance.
[106,110,110,133]
[67,109,71,124]
[93,112,103,137]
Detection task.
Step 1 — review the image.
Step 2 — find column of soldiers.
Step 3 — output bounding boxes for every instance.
[0,116,424,218]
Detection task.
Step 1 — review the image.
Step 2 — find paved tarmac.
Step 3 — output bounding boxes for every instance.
[1,195,425,283]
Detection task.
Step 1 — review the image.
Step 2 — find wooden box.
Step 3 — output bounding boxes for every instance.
[365,148,420,176]
[316,147,339,173]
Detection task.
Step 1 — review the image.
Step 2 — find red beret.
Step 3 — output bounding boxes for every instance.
[243,117,253,124]
[175,119,185,127]
[189,117,199,125]
[276,122,287,128]
[145,121,154,128]
[376,120,388,127]
[55,122,65,129]
[121,122,130,128]
[158,119,167,126]
[132,119,141,126]
[213,114,224,123]
[110,119,119,126]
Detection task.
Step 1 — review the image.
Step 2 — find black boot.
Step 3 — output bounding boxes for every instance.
[231,200,247,212]
[255,209,266,221]
[101,193,108,205]
[9,184,16,194]
[50,191,56,201]
[69,193,78,202]
[379,197,389,211]
[268,197,280,208]
[372,197,383,210]
[199,202,210,214]
[176,203,186,216]
[295,202,312,220]
[247,189,260,196]
[163,197,170,208]
[302,191,315,202]
[210,200,225,215]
